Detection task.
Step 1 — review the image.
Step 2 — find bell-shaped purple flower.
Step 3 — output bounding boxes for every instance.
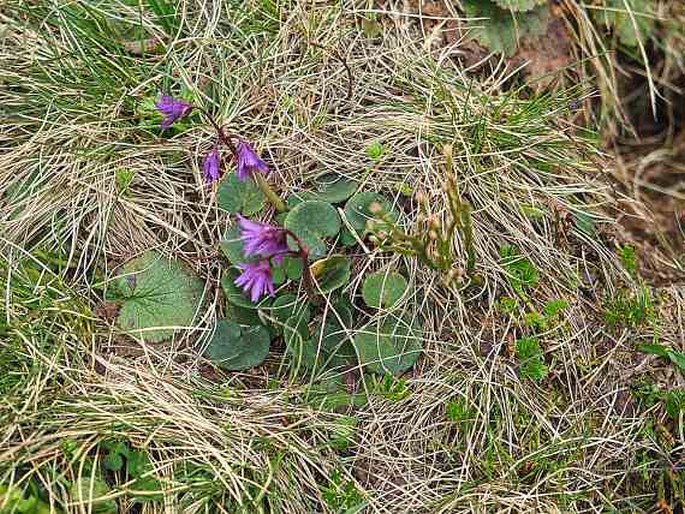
[238,216,288,260]
[235,140,269,181]
[202,145,221,185]
[156,94,193,129]
[235,260,275,302]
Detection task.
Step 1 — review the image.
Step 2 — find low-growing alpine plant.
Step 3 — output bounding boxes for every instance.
[107,90,483,381]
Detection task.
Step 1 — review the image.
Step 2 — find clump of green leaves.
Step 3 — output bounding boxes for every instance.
[515,336,548,381]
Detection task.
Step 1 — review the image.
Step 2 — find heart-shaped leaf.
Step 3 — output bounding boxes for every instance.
[216,172,265,215]
[204,319,270,371]
[284,201,341,259]
[362,271,408,309]
[310,255,351,293]
[113,252,204,342]
[343,191,399,236]
[354,314,422,376]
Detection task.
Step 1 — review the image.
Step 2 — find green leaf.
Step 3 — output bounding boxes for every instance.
[113,252,204,342]
[354,314,422,376]
[362,271,407,309]
[216,173,265,215]
[343,191,399,236]
[593,0,654,47]
[272,255,303,285]
[204,320,271,371]
[463,0,549,56]
[310,256,351,293]
[638,344,670,359]
[542,299,568,320]
[492,0,547,12]
[499,245,539,291]
[572,211,597,238]
[70,478,118,514]
[284,308,314,371]
[668,351,685,373]
[284,201,341,259]
[290,174,358,204]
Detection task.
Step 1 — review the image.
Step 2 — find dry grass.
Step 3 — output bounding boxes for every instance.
[1,1,684,512]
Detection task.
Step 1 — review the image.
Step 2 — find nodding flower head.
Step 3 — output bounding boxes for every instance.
[235,140,269,181]
[238,216,289,261]
[202,145,221,185]
[155,94,193,129]
[234,260,275,302]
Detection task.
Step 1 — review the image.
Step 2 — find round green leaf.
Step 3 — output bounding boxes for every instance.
[310,255,351,293]
[269,294,310,333]
[343,192,399,235]
[362,271,408,309]
[216,173,265,215]
[284,201,341,259]
[204,320,270,371]
[113,252,204,342]
[353,314,422,375]
[287,174,357,206]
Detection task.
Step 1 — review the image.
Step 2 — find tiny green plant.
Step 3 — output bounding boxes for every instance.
[515,336,548,381]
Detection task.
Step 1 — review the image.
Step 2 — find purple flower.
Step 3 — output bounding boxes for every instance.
[236,140,269,181]
[155,94,193,129]
[235,260,275,302]
[238,216,288,260]
[202,145,221,185]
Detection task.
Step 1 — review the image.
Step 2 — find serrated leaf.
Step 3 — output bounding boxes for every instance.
[354,314,422,375]
[216,172,265,215]
[463,0,549,56]
[204,320,270,371]
[362,271,408,309]
[310,255,351,293]
[113,252,204,342]
[492,0,547,13]
[284,201,341,259]
[343,191,399,236]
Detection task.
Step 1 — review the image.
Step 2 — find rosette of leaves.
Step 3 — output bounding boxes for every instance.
[204,319,271,371]
[463,0,550,56]
[110,251,204,342]
[284,200,341,259]
[353,313,422,376]
[362,270,408,309]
